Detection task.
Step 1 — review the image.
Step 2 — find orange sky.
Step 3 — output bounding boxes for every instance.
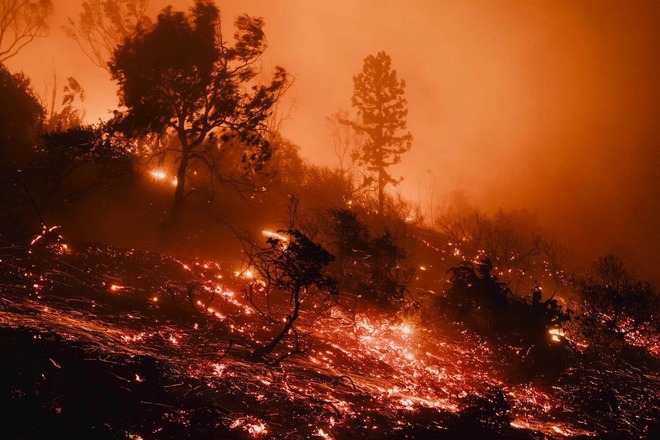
[6,0,659,280]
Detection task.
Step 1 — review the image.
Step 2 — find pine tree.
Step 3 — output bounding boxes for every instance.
[347,51,412,215]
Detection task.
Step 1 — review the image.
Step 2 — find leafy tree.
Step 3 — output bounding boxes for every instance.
[109,0,289,224]
[247,228,337,361]
[45,75,86,132]
[0,63,44,165]
[328,208,369,274]
[63,0,151,73]
[366,229,415,306]
[39,124,134,203]
[346,51,412,215]
[0,0,53,62]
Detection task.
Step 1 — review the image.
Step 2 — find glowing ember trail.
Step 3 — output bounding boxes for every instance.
[0,241,657,438]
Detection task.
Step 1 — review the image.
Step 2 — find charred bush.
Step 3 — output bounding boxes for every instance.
[450,387,513,438]
[443,258,510,324]
[441,259,571,353]
[247,228,337,361]
[576,254,659,352]
[327,208,415,309]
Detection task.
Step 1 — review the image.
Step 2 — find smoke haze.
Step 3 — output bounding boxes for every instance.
[7,0,659,281]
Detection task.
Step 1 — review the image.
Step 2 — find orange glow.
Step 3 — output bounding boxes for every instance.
[549,328,564,343]
[262,230,288,242]
[149,170,166,180]
[4,0,658,283]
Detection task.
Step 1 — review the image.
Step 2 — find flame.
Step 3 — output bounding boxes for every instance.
[149,170,178,187]
[6,241,648,438]
[262,230,288,242]
[150,170,167,180]
[549,328,564,342]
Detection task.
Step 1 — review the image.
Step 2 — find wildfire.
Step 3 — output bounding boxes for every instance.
[149,169,178,186]
[262,230,288,242]
[549,328,564,342]
[230,417,268,437]
[150,170,167,180]
[4,240,653,439]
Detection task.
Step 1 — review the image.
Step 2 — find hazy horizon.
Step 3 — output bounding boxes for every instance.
[6,0,659,281]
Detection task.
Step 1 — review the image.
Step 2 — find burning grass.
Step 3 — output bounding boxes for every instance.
[0,238,657,439]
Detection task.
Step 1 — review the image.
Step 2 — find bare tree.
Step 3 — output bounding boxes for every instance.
[326,109,362,177]
[0,0,53,62]
[63,0,150,72]
[576,254,659,350]
[436,192,568,294]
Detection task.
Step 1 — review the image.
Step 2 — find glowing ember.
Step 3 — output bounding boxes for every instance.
[0,241,654,439]
[230,417,268,437]
[262,230,288,242]
[149,170,167,180]
[549,328,564,342]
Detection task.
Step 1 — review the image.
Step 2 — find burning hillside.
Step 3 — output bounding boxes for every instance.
[1,232,657,439]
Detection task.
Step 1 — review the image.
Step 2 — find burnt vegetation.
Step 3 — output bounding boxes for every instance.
[0,1,658,439]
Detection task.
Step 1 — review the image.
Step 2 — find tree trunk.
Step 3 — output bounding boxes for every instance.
[169,145,189,227]
[161,143,189,242]
[376,129,385,216]
[251,285,301,360]
[378,168,385,216]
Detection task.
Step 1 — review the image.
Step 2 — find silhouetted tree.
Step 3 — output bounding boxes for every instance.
[0,63,44,166]
[326,109,362,178]
[64,0,151,73]
[447,258,510,312]
[367,229,415,306]
[39,124,134,203]
[327,208,414,308]
[345,51,412,215]
[45,75,86,132]
[577,254,659,350]
[328,208,369,274]
[248,228,337,361]
[437,191,568,294]
[0,0,53,62]
[109,0,289,224]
